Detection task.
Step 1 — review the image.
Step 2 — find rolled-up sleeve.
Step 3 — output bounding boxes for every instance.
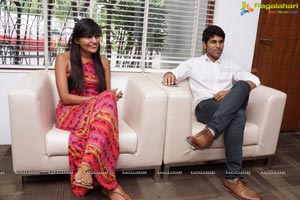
[233,64,260,87]
[171,58,193,82]
[172,59,193,81]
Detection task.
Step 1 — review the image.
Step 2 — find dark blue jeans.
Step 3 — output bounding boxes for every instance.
[195,81,251,179]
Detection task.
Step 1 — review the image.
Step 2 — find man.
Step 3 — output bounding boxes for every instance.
[162,25,262,200]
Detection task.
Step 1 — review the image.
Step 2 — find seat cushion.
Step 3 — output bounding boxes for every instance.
[46,119,138,156]
[191,116,259,148]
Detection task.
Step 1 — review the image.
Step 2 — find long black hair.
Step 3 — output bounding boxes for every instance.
[67,18,107,94]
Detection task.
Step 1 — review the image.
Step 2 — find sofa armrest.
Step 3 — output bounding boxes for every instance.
[163,82,193,164]
[8,70,55,172]
[246,85,287,156]
[146,73,193,164]
[121,74,167,167]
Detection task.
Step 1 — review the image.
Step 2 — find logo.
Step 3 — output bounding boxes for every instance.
[240,1,299,15]
[254,3,298,10]
[240,2,254,16]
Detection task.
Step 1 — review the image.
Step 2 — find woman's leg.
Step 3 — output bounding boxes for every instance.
[81,91,120,190]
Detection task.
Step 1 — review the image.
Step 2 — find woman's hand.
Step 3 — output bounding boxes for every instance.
[112,88,123,101]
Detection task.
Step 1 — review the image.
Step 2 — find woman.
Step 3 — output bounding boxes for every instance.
[55,18,130,200]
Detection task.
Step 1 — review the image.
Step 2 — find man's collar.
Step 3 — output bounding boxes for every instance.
[204,54,222,64]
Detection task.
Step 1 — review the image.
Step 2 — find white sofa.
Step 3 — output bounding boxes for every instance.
[147,73,287,181]
[8,70,287,186]
[8,70,167,188]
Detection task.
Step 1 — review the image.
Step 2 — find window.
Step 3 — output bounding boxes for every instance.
[0,0,214,71]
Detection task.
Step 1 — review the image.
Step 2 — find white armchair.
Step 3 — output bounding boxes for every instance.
[8,70,167,188]
[147,73,287,181]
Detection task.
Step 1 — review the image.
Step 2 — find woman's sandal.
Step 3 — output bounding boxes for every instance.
[101,185,131,200]
[73,163,94,189]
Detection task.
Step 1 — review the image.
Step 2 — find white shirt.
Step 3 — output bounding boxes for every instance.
[171,54,260,109]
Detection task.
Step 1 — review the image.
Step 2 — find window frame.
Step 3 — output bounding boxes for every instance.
[0,0,215,71]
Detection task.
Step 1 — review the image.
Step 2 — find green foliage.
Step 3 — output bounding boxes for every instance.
[0,0,167,67]
[53,0,72,19]
[147,1,167,55]
[94,0,167,67]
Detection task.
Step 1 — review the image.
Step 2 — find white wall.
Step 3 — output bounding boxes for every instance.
[214,0,261,71]
[0,0,262,144]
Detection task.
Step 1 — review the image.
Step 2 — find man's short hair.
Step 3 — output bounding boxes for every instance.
[202,25,225,44]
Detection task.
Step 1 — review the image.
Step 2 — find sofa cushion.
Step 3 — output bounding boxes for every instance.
[46,118,138,156]
[192,116,259,148]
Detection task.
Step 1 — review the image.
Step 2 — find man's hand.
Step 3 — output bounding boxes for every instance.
[246,80,256,90]
[214,90,230,102]
[163,72,178,86]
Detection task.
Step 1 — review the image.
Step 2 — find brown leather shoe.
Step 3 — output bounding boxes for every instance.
[223,177,263,200]
[185,127,214,149]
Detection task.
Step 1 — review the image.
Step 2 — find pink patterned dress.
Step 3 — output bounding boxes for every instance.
[55,60,119,196]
